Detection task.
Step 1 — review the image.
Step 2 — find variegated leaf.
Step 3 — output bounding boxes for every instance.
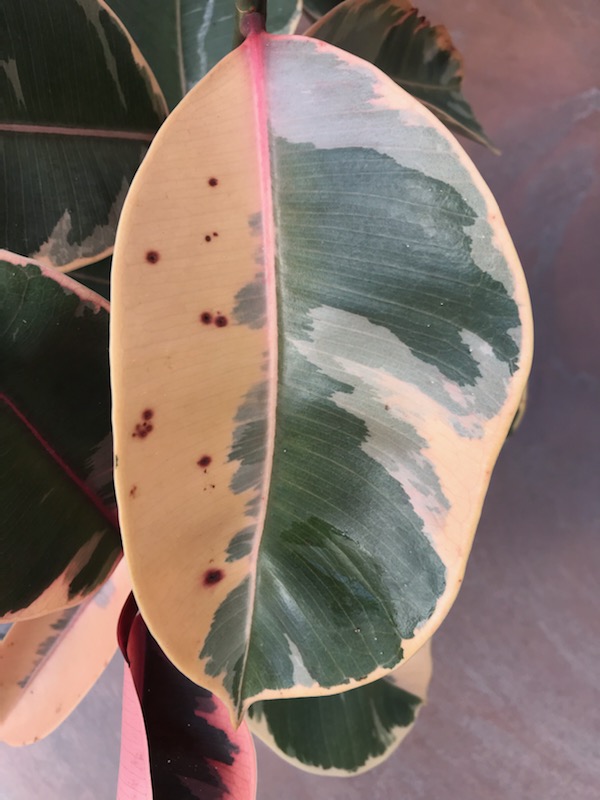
[306,0,497,151]
[111,29,533,721]
[0,561,130,746]
[107,0,302,109]
[0,0,167,271]
[0,251,121,620]
[118,597,257,799]
[249,639,432,774]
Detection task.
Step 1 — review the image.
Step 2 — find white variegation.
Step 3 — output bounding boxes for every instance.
[266,37,518,296]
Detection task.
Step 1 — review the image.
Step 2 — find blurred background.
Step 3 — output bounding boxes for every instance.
[1,0,599,797]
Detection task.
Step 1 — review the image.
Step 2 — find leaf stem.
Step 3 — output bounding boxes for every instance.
[234,0,266,47]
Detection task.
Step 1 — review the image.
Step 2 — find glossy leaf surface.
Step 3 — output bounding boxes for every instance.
[118,597,256,800]
[0,252,121,620]
[107,0,302,109]
[0,561,130,746]
[306,0,496,151]
[249,640,432,774]
[0,0,166,270]
[111,31,532,721]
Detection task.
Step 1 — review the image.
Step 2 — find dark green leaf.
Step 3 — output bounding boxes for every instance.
[306,0,497,151]
[0,252,121,619]
[0,0,167,270]
[250,683,419,773]
[249,640,432,773]
[70,256,112,301]
[106,0,301,109]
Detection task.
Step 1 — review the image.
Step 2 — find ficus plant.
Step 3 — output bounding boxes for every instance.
[0,0,533,796]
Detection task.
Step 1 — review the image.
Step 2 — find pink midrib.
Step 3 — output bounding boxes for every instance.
[235,25,279,715]
[0,123,154,142]
[1,392,118,529]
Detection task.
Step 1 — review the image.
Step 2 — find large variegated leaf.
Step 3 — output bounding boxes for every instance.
[0,561,130,746]
[118,597,257,799]
[111,30,532,721]
[249,639,432,774]
[107,0,302,109]
[0,252,121,620]
[306,0,497,151]
[0,0,166,270]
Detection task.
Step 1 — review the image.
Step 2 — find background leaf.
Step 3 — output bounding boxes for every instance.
[0,251,121,620]
[0,561,130,746]
[303,0,343,19]
[249,640,432,774]
[305,0,497,151]
[118,597,257,800]
[111,32,532,720]
[0,0,167,270]
[106,0,302,109]
[70,256,113,302]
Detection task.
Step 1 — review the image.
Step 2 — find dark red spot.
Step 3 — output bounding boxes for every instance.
[142,409,154,421]
[214,315,228,328]
[203,569,224,586]
[129,485,137,497]
[208,178,218,187]
[133,418,154,438]
[213,232,219,237]
[146,250,160,264]
[205,235,212,242]
[200,311,213,325]
[198,455,212,468]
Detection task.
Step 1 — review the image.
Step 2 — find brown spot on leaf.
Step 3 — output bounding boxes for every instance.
[203,569,224,586]
[146,250,160,264]
[133,410,155,439]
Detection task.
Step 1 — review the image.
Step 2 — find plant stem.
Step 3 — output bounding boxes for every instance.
[234,0,267,47]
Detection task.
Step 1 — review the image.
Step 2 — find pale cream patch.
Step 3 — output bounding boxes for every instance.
[1,59,25,107]
[285,635,314,687]
[0,561,130,746]
[33,179,130,270]
[74,0,127,109]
